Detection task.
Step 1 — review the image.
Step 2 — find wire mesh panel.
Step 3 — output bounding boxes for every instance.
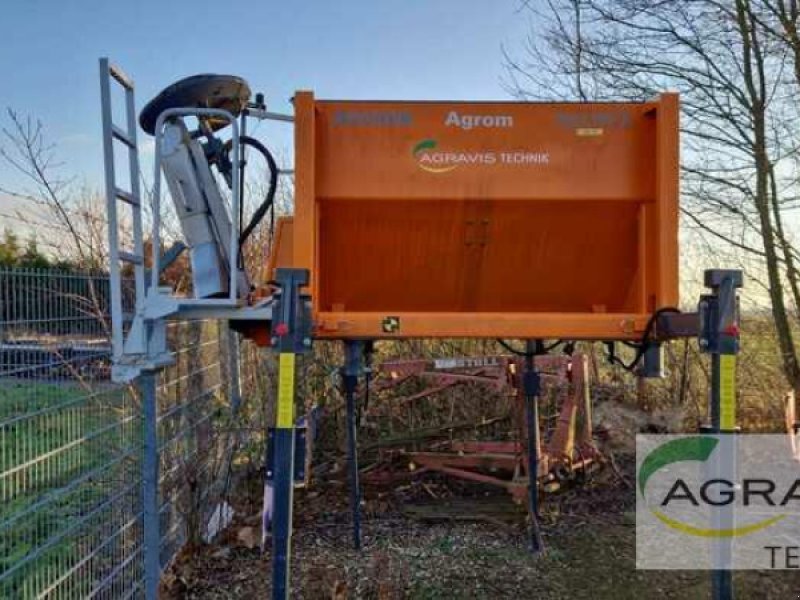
[158,320,228,564]
[0,268,254,599]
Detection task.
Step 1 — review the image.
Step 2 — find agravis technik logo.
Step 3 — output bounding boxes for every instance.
[638,436,785,538]
[411,138,550,174]
[636,434,800,570]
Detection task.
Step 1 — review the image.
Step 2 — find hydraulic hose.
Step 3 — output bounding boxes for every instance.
[222,135,279,248]
[604,306,681,371]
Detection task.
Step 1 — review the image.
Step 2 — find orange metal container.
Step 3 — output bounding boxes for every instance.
[280,92,679,340]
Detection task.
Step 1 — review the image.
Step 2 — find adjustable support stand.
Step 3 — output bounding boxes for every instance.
[523,340,545,554]
[268,268,311,600]
[341,341,365,550]
[699,269,743,600]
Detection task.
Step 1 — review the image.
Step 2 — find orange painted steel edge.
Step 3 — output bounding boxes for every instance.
[266,216,294,283]
[314,312,650,341]
[657,93,680,308]
[292,92,316,296]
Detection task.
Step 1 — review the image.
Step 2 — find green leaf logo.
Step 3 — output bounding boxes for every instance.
[412,138,457,173]
[638,436,718,497]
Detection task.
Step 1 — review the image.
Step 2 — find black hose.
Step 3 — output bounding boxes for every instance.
[604,307,680,371]
[223,135,279,247]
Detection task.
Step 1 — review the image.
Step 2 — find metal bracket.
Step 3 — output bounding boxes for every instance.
[699,270,743,355]
[638,343,665,378]
[656,312,701,339]
[266,427,308,485]
[270,268,312,354]
[110,289,274,383]
[143,241,187,285]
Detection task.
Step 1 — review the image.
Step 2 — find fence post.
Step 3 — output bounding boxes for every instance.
[141,370,161,600]
[226,324,242,413]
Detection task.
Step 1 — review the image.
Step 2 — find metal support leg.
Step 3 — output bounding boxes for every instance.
[709,359,734,599]
[523,341,544,554]
[269,268,311,600]
[141,370,160,600]
[360,341,375,426]
[271,357,296,600]
[342,340,364,550]
[700,269,743,600]
[709,352,735,600]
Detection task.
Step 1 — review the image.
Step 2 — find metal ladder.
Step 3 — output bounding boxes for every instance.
[99,58,146,362]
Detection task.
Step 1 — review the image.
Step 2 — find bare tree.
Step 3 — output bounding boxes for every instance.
[505,0,800,395]
[0,108,126,349]
[0,109,113,268]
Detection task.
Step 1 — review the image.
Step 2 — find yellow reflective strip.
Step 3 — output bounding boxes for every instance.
[277,353,296,429]
[719,355,736,430]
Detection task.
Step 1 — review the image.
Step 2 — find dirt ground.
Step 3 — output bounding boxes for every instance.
[163,454,800,600]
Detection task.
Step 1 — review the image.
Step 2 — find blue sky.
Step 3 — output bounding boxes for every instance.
[0,0,531,189]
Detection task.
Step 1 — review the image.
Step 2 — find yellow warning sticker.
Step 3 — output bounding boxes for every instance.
[720,355,736,430]
[277,353,296,429]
